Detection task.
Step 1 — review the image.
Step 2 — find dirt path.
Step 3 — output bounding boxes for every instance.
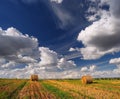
[18,81,56,99]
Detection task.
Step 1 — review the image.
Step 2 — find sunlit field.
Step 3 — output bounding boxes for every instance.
[0,78,120,99]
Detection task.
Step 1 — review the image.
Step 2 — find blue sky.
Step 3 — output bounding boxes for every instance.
[0,0,120,78]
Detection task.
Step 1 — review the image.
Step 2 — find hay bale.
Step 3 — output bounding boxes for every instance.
[30,74,38,81]
[81,75,93,84]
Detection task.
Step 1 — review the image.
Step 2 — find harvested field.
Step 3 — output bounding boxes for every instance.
[18,81,56,99]
[0,78,120,99]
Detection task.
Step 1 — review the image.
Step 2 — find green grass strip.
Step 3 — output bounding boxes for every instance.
[41,82,74,99]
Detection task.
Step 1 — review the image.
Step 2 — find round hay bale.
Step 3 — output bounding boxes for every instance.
[81,75,93,84]
[30,74,38,81]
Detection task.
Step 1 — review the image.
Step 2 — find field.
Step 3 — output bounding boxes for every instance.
[0,78,120,99]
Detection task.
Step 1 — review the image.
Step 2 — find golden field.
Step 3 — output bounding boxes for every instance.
[0,78,120,99]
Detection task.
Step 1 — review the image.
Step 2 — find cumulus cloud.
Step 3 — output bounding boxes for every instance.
[0,27,39,60]
[39,47,58,66]
[38,47,76,71]
[0,43,77,78]
[0,56,119,78]
[77,0,120,60]
[0,27,39,70]
[0,28,77,78]
[1,66,119,79]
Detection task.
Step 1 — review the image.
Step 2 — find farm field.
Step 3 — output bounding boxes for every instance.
[0,78,120,99]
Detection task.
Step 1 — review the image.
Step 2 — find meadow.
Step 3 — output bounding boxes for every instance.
[0,78,120,99]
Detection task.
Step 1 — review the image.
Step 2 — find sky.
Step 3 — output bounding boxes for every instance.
[0,0,120,78]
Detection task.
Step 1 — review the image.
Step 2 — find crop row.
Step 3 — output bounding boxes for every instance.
[0,79,27,99]
[40,79,120,99]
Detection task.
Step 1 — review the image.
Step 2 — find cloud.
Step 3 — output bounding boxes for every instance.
[15,55,37,63]
[109,0,120,18]
[50,3,74,29]
[81,67,88,72]
[38,47,76,71]
[65,48,82,60]
[109,58,120,67]
[20,0,64,4]
[0,27,39,69]
[0,27,39,59]
[69,47,76,52]
[0,56,119,78]
[1,61,18,69]
[89,65,96,71]
[0,30,77,78]
[57,58,76,70]
[77,0,120,60]
[39,47,58,66]
[0,58,6,66]
[81,65,96,72]
[50,0,63,4]
[85,1,100,22]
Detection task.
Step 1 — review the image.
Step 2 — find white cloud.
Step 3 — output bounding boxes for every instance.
[69,47,76,52]
[81,65,96,72]
[80,47,104,60]
[39,47,58,66]
[89,65,96,71]
[38,47,76,71]
[0,35,77,78]
[0,27,40,70]
[1,61,17,69]
[86,6,99,22]
[109,58,120,65]
[77,0,120,60]
[57,58,76,70]
[113,68,120,75]
[50,0,63,4]
[81,67,88,72]
[109,58,120,69]
[0,59,119,78]
[16,55,37,63]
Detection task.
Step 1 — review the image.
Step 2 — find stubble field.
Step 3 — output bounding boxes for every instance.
[0,78,120,99]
